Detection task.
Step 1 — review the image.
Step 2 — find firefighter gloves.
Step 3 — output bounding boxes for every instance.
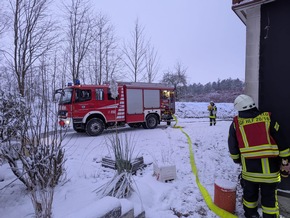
[280,159,290,177]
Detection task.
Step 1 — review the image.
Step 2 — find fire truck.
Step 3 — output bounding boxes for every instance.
[55,81,175,136]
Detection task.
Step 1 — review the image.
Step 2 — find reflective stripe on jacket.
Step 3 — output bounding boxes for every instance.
[240,156,281,183]
[233,112,279,159]
[228,108,290,183]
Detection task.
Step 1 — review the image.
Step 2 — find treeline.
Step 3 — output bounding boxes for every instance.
[178,78,244,103]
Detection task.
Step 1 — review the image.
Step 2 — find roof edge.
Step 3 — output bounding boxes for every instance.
[232,0,276,24]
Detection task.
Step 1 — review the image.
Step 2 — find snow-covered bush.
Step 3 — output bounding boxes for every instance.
[23,132,65,218]
[0,90,29,142]
[0,88,66,218]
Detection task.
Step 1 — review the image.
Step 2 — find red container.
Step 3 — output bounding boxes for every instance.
[214,178,237,214]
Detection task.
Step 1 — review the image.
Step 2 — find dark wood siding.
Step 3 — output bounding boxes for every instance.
[259,0,290,190]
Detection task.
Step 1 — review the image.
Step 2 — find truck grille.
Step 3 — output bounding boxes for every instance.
[73,118,83,123]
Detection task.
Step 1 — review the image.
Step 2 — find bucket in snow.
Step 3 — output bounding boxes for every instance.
[214,178,237,214]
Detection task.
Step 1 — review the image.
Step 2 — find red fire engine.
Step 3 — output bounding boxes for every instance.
[55,81,175,136]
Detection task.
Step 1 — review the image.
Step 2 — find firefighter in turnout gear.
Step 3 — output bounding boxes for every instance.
[208,101,217,126]
[228,94,290,218]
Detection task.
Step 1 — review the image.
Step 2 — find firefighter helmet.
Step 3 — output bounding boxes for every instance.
[234,94,256,111]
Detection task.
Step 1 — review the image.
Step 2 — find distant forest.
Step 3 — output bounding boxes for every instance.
[178,78,244,103]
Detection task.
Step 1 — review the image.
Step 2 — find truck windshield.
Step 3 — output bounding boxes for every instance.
[59,88,73,104]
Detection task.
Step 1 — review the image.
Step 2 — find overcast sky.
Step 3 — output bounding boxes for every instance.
[58,0,246,85]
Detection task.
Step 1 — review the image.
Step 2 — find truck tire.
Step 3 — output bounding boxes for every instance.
[142,122,148,129]
[73,124,85,133]
[145,114,158,129]
[86,118,105,136]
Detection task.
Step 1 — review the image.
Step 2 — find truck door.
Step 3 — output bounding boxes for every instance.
[72,89,92,118]
[126,88,144,122]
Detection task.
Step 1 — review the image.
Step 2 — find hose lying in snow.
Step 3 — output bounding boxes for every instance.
[172,114,238,218]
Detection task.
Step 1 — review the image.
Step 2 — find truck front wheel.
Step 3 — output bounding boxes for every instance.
[86,118,105,136]
[145,114,158,129]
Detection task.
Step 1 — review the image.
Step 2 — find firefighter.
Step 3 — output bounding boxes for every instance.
[228,94,290,218]
[208,101,217,126]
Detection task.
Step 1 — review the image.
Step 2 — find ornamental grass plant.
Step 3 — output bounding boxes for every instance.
[96,133,137,199]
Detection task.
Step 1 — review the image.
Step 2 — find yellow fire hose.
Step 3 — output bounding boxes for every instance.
[172,115,238,218]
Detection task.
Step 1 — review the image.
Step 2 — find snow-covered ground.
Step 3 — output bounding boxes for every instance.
[0,102,246,218]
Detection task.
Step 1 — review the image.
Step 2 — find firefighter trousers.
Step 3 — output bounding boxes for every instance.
[209,117,216,126]
[242,180,279,218]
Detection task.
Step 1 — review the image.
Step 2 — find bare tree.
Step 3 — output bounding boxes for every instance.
[0,3,10,37]
[175,61,188,86]
[0,4,11,90]
[162,62,187,87]
[122,18,148,82]
[89,13,121,84]
[103,33,123,83]
[59,48,71,86]
[8,0,58,96]
[162,61,187,100]
[145,43,160,83]
[64,0,95,83]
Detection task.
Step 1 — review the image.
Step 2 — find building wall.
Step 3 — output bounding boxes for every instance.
[235,0,290,215]
[245,6,260,105]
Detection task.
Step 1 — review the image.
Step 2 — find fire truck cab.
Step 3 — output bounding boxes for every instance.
[55,82,175,136]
